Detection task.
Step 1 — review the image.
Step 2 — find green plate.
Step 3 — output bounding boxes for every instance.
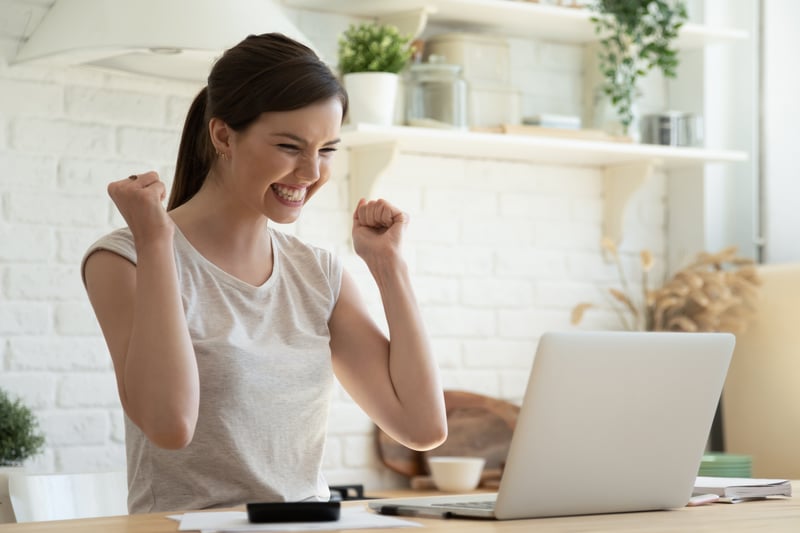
[701,453,752,464]
[698,453,752,477]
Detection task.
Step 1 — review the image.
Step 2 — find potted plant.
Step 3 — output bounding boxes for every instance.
[571,238,761,333]
[337,22,413,126]
[0,388,45,523]
[590,0,688,136]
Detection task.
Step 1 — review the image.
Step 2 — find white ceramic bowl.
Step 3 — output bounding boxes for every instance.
[427,456,486,492]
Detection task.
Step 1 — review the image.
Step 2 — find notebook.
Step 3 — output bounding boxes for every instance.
[368,331,735,520]
[693,476,792,502]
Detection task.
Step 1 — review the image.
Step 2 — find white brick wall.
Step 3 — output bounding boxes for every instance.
[0,4,666,492]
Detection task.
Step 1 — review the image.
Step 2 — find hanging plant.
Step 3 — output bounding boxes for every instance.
[591,0,688,133]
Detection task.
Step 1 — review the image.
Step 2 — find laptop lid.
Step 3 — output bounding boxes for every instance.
[494,331,733,519]
[369,331,734,520]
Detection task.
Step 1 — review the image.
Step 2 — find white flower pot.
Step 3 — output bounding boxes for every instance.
[343,72,399,126]
[0,467,23,524]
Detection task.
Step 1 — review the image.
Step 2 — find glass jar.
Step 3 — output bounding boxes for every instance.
[404,55,468,130]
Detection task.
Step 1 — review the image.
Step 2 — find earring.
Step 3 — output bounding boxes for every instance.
[216,151,229,161]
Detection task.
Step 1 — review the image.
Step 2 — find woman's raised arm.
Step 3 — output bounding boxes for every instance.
[329,198,447,451]
[84,172,198,449]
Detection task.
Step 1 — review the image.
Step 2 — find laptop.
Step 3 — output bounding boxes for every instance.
[368,331,734,520]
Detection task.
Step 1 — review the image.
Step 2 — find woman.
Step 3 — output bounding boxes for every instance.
[81,33,447,514]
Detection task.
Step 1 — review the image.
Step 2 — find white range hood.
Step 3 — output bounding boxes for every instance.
[13,0,312,82]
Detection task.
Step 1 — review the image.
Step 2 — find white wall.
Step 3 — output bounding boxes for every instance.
[0,1,666,489]
[664,0,760,271]
[762,0,800,263]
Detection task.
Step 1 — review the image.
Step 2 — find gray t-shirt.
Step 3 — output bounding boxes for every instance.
[82,226,343,514]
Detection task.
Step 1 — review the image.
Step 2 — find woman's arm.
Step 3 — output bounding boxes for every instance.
[84,172,198,449]
[329,199,447,451]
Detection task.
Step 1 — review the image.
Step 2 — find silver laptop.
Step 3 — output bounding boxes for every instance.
[369,331,734,520]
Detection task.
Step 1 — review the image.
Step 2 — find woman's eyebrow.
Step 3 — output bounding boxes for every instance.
[273,132,341,146]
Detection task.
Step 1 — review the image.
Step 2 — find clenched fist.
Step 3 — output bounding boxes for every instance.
[107,171,173,246]
[352,198,408,264]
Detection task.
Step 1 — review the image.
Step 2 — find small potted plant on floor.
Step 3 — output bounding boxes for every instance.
[337,22,413,126]
[0,388,45,523]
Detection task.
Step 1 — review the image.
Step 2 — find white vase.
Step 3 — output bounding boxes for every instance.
[591,87,641,142]
[343,72,399,126]
[0,466,23,524]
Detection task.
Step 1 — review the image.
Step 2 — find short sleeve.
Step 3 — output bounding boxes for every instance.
[80,227,137,287]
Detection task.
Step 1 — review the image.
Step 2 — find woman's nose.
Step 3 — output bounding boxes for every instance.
[295,153,321,182]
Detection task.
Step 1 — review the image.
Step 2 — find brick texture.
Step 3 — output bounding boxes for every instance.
[0,3,667,492]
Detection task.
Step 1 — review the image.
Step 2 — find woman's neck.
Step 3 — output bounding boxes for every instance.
[168,179,274,286]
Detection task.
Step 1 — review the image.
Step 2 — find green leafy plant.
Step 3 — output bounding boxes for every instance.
[337,22,413,75]
[0,389,45,466]
[591,0,688,132]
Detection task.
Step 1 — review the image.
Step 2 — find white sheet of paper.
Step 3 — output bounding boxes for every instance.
[177,505,422,532]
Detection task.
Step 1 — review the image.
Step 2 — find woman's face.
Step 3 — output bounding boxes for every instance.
[226,97,343,224]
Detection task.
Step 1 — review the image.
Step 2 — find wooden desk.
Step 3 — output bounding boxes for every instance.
[1,488,799,532]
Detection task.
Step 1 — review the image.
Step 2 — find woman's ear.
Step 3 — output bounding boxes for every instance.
[208,117,232,157]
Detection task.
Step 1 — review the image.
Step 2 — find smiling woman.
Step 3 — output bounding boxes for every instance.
[198,98,344,225]
[79,32,446,515]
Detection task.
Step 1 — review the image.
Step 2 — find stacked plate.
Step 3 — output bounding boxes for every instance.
[698,453,752,478]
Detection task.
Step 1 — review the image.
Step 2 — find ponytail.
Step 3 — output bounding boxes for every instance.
[168,86,214,210]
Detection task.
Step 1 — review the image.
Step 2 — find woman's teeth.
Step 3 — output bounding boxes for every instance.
[272,184,306,202]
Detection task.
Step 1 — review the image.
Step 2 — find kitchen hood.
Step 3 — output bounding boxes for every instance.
[13,0,313,82]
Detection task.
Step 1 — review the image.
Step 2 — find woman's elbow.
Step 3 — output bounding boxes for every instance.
[143,414,197,450]
[405,421,448,452]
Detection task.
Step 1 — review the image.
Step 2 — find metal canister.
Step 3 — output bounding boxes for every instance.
[641,112,703,147]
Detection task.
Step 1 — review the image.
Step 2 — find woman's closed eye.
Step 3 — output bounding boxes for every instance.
[277,143,301,152]
[277,144,338,156]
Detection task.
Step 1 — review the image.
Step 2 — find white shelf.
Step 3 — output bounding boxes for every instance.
[341,124,748,242]
[284,0,748,48]
[341,124,747,168]
[286,0,750,242]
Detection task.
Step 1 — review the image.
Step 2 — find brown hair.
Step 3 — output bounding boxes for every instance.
[168,33,348,210]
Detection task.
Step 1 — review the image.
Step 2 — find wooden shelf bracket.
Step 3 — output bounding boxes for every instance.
[603,161,655,244]
[348,141,399,212]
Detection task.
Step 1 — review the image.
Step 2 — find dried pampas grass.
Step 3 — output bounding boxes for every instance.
[573,242,761,334]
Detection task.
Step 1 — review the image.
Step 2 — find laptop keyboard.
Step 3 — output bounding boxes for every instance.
[432,500,496,510]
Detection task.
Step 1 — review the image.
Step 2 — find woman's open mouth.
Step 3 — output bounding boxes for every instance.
[271,184,307,205]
